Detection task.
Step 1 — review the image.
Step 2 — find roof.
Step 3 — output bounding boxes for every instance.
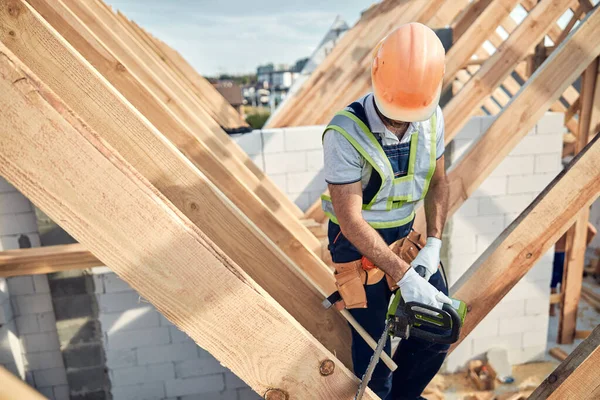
[213,81,244,107]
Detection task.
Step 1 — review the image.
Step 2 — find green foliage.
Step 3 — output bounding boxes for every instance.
[246,111,270,129]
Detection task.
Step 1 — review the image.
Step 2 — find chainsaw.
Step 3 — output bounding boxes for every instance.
[354,266,468,400]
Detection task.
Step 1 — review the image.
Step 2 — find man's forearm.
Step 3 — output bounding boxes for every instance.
[339,217,410,282]
[424,175,449,239]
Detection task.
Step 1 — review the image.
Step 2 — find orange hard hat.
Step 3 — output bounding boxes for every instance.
[371,23,445,122]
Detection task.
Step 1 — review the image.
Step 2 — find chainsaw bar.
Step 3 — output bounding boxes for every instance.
[354,318,392,400]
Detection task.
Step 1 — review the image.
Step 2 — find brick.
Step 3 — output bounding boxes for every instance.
[224,371,247,389]
[103,273,133,293]
[106,348,137,369]
[455,118,481,140]
[525,297,549,316]
[7,276,35,296]
[0,192,32,215]
[25,350,63,370]
[0,213,38,236]
[231,132,262,155]
[284,126,323,151]
[111,382,166,400]
[472,176,507,197]
[38,312,57,333]
[33,367,68,387]
[0,177,15,193]
[15,315,40,334]
[306,149,324,170]
[107,326,170,350]
[97,292,145,313]
[473,333,522,355]
[507,173,556,195]
[53,385,70,400]
[478,194,535,216]
[509,134,562,156]
[469,316,499,339]
[498,314,547,335]
[488,299,526,319]
[455,197,479,218]
[260,129,284,153]
[111,363,175,387]
[169,326,191,343]
[165,374,225,397]
[32,275,50,294]
[286,170,326,194]
[264,152,307,174]
[490,155,535,177]
[21,331,60,354]
[237,388,262,400]
[536,112,566,135]
[175,358,225,379]
[137,342,199,365]
[12,294,54,316]
[100,307,160,334]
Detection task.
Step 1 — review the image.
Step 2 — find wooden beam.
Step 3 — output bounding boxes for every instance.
[558,58,598,344]
[1,0,353,364]
[451,0,494,41]
[530,325,600,399]
[0,47,376,399]
[443,0,575,143]
[443,0,521,90]
[449,134,600,351]
[0,244,101,277]
[0,367,46,399]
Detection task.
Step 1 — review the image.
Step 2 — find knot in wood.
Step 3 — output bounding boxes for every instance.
[8,31,15,37]
[264,388,289,400]
[548,374,557,384]
[526,253,533,259]
[115,63,126,72]
[7,2,21,17]
[319,359,335,376]
[189,202,198,211]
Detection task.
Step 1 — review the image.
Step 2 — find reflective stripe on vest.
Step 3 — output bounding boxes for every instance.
[322,109,437,229]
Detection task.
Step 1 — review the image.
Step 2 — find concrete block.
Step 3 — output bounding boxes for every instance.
[97,292,146,313]
[165,374,225,397]
[507,173,556,195]
[286,170,326,194]
[488,299,526,319]
[290,192,311,211]
[509,134,563,156]
[103,274,133,293]
[260,129,285,154]
[90,266,111,274]
[0,213,38,236]
[7,277,35,296]
[100,307,160,334]
[25,350,64,370]
[473,333,522,356]
[38,312,57,333]
[0,301,12,325]
[21,331,60,354]
[158,313,172,327]
[479,115,497,134]
[455,118,481,140]
[137,342,199,365]
[478,194,535,216]
[448,234,477,256]
[0,321,25,365]
[91,274,104,294]
[490,155,535,177]
[284,126,324,151]
[15,315,40,335]
[523,330,547,348]
[454,197,479,218]
[53,385,70,400]
[111,382,166,400]
[169,326,191,343]
[37,386,55,400]
[0,278,8,302]
[231,132,262,155]
[535,154,561,174]
[0,192,32,215]
[175,358,225,379]
[520,345,546,363]
[106,348,137,369]
[32,275,50,294]
[527,257,553,281]
[267,173,287,192]
[444,339,475,373]
[536,113,566,135]
[0,235,19,251]
[306,149,324,170]
[107,327,170,350]
[12,294,54,316]
[33,367,68,387]
[472,176,508,198]
[263,152,307,174]
[110,363,175,387]
[237,388,262,400]
[525,297,549,316]
[181,391,238,400]
[450,139,472,163]
[453,215,505,236]
[0,177,15,193]
[224,372,247,389]
[504,279,549,302]
[469,316,499,339]
[498,314,547,335]
[247,154,264,172]
[25,371,35,386]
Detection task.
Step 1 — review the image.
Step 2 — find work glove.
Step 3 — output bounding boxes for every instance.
[397,267,451,309]
[411,237,442,281]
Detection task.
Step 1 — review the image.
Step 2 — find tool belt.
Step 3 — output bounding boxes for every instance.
[330,230,434,309]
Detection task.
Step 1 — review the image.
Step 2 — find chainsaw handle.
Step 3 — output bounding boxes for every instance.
[405,302,462,345]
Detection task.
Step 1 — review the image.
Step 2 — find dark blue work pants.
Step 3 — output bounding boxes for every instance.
[328,220,450,400]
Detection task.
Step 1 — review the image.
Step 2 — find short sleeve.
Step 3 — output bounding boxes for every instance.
[323,129,364,184]
[435,106,445,160]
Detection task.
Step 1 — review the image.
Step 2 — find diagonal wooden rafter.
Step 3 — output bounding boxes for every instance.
[1,0,353,365]
[0,367,46,399]
[0,46,377,398]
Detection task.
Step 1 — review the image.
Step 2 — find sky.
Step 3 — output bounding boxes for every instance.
[104,0,373,76]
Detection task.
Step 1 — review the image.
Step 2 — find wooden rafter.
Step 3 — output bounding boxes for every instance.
[0,367,45,399]
[451,0,494,40]
[0,46,376,398]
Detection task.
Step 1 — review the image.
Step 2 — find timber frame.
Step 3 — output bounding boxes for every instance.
[0,0,599,398]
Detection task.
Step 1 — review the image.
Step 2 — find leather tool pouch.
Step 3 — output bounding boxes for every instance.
[333,261,367,309]
[387,230,428,291]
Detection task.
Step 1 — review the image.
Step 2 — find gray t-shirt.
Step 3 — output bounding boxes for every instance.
[324,94,445,188]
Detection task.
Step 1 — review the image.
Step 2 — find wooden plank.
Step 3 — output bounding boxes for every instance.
[558,58,598,344]
[443,0,575,143]
[575,330,592,339]
[77,0,304,220]
[0,367,46,400]
[530,326,600,399]
[548,347,600,399]
[452,0,495,40]
[0,47,377,399]
[0,0,354,364]
[443,0,521,90]
[0,244,101,277]
[449,134,600,350]
[550,292,563,304]
[549,347,569,361]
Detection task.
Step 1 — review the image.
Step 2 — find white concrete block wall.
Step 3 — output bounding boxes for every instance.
[0,177,68,399]
[93,268,260,400]
[443,113,564,372]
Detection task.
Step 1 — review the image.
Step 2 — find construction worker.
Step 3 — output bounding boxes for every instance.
[322,23,450,399]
